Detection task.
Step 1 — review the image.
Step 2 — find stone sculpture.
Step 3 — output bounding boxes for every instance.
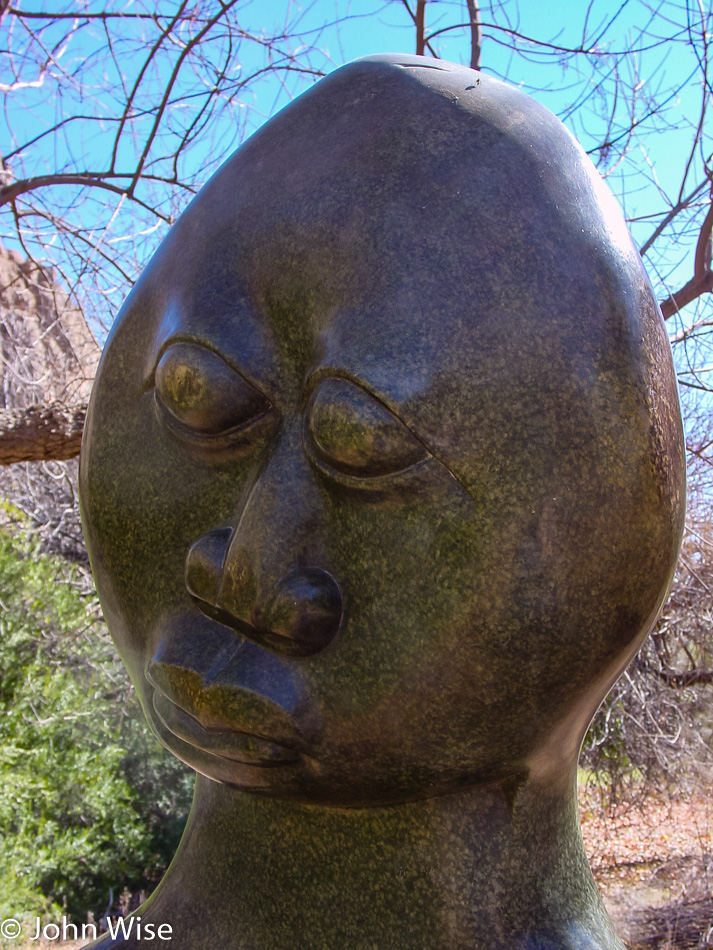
[79,54,686,949]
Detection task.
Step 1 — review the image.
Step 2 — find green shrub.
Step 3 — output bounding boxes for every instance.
[0,516,193,921]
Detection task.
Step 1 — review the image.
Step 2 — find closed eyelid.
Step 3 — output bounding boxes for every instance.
[303,370,475,499]
[303,370,431,459]
[153,340,274,440]
[303,370,425,448]
[146,335,274,406]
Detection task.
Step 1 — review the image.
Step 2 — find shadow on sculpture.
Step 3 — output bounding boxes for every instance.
[79,54,685,950]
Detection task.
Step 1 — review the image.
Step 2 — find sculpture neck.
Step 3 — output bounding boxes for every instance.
[137,771,622,950]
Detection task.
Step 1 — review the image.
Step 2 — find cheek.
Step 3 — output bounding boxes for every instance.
[82,391,263,661]
[288,477,546,787]
[305,472,489,719]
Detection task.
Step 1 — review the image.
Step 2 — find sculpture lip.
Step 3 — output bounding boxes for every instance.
[151,689,303,766]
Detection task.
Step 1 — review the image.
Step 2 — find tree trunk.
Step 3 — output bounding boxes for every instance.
[0,402,86,465]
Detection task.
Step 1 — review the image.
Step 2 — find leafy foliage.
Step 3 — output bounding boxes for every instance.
[0,512,193,921]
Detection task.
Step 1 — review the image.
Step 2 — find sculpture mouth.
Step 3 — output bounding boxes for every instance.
[151,690,301,766]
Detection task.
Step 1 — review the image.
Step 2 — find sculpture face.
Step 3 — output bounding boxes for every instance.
[80,56,685,806]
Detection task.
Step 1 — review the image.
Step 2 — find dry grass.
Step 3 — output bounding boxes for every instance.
[582,787,713,949]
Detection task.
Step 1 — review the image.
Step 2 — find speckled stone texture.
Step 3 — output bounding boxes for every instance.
[79,54,685,949]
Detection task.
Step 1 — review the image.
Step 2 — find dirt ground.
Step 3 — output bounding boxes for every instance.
[584,788,713,949]
[17,788,713,950]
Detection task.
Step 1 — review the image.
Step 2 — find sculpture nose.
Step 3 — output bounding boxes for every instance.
[185,528,343,657]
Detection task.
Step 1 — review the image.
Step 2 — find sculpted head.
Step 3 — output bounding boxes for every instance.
[79,55,685,806]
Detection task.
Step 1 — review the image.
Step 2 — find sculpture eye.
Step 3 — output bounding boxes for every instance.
[154,342,270,436]
[305,378,427,478]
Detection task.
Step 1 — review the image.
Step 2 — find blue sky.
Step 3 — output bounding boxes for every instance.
[221,1,709,318]
[2,0,709,349]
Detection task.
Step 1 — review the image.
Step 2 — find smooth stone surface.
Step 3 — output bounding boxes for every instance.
[79,54,685,949]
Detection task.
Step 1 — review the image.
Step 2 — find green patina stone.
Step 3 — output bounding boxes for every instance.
[79,54,685,949]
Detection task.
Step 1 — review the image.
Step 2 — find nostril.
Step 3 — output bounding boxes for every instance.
[186,530,342,658]
[185,527,233,606]
[260,568,343,657]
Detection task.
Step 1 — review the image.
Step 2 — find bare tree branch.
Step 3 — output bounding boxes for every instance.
[0,402,85,465]
[416,1,426,57]
[1,0,713,461]
[399,1,438,58]
[659,196,713,319]
[466,0,482,71]
[660,272,713,320]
